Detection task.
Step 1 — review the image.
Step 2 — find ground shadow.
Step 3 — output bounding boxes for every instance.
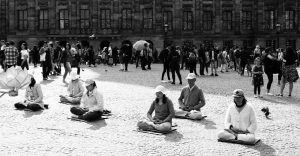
[245,140,276,156]
[259,96,285,104]
[40,79,55,85]
[196,118,217,129]
[87,119,107,130]
[23,110,43,118]
[164,130,183,142]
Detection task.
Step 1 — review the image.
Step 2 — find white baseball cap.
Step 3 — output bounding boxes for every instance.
[154,85,166,94]
[186,73,197,80]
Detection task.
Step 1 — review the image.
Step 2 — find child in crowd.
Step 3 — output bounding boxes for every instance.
[252,57,264,98]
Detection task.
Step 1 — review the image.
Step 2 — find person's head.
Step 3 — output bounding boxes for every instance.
[265,47,272,54]
[43,41,48,47]
[144,43,148,48]
[256,45,260,49]
[154,85,167,103]
[186,73,197,87]
[254,57,261,66]
[29,75,36,88]
[232,89,247,108]
[48,41,53,48]
[66,43,71,50]
[9,41,15,46]
[70,72,79,82]
[0,40,5,45]
[21,43,27,50]
[85,79,96,91]
[76,43,81,50]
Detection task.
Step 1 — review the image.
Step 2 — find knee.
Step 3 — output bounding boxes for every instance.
[217,130,232,140]
[70,107,78,114]
[156,123,171,132]
[14,103,25,109]
[217,131,226,139]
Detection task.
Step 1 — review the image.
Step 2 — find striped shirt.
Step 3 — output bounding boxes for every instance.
[4,46,19,65]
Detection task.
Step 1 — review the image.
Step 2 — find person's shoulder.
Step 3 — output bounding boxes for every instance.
[181,85,189,90]
[246,103,254,110]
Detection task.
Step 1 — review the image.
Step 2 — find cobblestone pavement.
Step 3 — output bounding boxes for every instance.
[0,64,299,156]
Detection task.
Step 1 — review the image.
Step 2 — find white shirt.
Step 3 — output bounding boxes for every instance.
[80,88,104,111]
[225,103,257,134]
[21,49,29,62]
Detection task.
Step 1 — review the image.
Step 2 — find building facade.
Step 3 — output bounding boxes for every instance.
[0,0,300,51]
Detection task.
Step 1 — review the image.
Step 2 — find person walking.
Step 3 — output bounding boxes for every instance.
[198,44,206,75]
[159,45,171,82]
[88,45,96,67]
[20,43,30,70]
[122,44,132,71]
[252,57,264,98]
[169,46,182,85]
[31,45,39,68]
[188,51,198,76]
[261,48,278,95]
[147,44,153,70]
[277,47,299,97]
[60,43,72,83]
[210,47,219,76]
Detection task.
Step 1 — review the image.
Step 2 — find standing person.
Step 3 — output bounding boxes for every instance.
[261,48,278,95]
[70,79,104,122]
[88,45,96,67]
[4,41,19,70]
[277,48,284,86]
[252,57,264,98]
[137,85,175,132]
[240,47,249,76]
[135,50,141,68]
[140,43,148,70]
[53,41,62,75]
[217,89,258,144]
[39,41,47,78]
[159,45,171,82]
[188,51,198,76]
[42,42,53,80]
[253,45,261,59]
[277,47,299,97]
[74,44,82,75]
[60,43,72,83]
[122,44,132,71]
[181,46,188,70]
[210,47,219,76]
[219,48,227,73]
[20,43,30,70]
[112,46,118,66]
[169,46,182,85]
[31,45,39,67]
[119,47,124,71]
[204,47,211,74]
[198,44,206,75]
[147,44,153,70]
[0,40,6,70]
[14,75,46,111]
[234,46,241,72]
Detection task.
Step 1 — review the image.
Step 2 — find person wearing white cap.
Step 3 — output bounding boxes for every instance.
[175,73,206,119]
[70,79,104,121]
[59,72,84,104]
[15,74,46,111]
[217,89,258,143]
[137,85,175,132]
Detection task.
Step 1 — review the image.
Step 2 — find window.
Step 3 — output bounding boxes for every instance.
[183,11,193,30]
[203,11,212,30]
[80,9,89,29]
[39,9,48,30]
[17,10,28,30]
[286,40,296,49]
[265,10,275,29]
[59,9,69,29]
[122,9,132,29]
[163,11,172,30]
[285,10,295,30]
[242,11,252,30]
[243,40,253,49]
[266,40,276,50]
[222,11,232,30]
[100,9,111,29]
[223,40,233,49]
[0,0,7,32]
[143,8,153,29]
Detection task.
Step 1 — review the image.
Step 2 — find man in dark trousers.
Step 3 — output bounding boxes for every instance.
[122,44,132,71]
[159,44,171,81]
[198,44,206,75]
[141,43,148,70]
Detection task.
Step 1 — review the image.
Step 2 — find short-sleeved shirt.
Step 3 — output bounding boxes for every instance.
[4,46,19,65]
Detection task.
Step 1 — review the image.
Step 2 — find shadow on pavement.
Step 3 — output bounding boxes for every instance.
[23,110,43,118]
[40,79,55,85]
[246,140,276,156]
[197,118,217,129]
[164,131,183,142]
[87,120,107,130]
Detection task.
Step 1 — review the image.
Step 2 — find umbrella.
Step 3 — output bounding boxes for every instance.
[133,40,149,51]
[0,67,31,96]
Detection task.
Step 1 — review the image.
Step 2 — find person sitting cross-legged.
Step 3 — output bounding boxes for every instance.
[217,89,258,144]
[137,85,175,132]
[59,72,84,105]
[175,73,206,119]
[70,79,104,122]
[15,75,46,111]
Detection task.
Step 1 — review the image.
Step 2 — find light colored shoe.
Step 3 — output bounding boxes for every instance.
[254,95,258,98]
[266,92,273,96]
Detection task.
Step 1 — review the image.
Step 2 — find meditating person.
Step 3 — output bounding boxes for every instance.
[59,72,84,104]
[15,75,46,111]
[137,85,175,132]
[70,79,104,122]
[176,73,206,119]
[217,89,258,143]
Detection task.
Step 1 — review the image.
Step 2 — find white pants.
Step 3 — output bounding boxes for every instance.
[217,130,256,143]
[137,120,171,132]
